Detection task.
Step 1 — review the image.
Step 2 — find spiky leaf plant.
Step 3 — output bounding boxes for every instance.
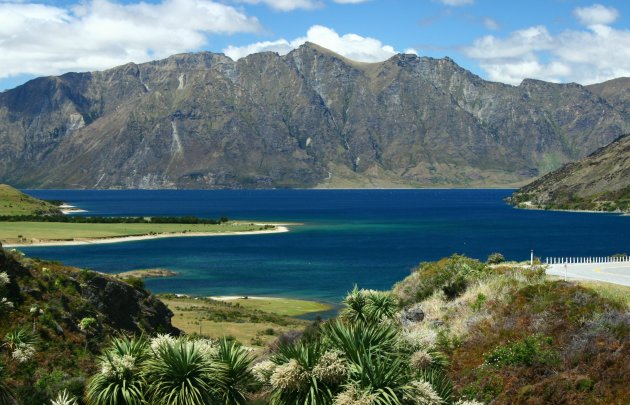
[86,336,149,405]
[324,320,399,365]
[341,286,369,323]
[416,369,452,403]
[143,339,226,405]
[4,327,37,351]
[269,340,338,404]
[344,350,417,404]
[51,389,78,405]
[0,364,15,405]
[215,338,255,404]
[365,291,398,323]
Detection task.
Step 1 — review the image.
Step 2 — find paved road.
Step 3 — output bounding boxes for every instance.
[547,262,630,286]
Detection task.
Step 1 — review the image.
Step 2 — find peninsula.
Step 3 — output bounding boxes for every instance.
[0,184,287,247]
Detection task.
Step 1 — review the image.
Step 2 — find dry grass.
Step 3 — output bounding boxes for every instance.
[571,279,630,310]
[160,297,312,350]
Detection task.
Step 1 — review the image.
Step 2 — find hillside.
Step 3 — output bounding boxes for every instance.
[1,249,628,403]
[392,255,629,404]
[0,184,61,215]
[508,134,630,212]
[0,246,178,402]
[1,44,629,189]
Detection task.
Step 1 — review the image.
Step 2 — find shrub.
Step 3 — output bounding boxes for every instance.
[122,276,145,290]
[484,334,559,368]
[470,293,487,312]
[393,255,487,305]
[487,253,505,264]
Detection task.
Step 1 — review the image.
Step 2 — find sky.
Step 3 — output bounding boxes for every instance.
[1,0,629,91]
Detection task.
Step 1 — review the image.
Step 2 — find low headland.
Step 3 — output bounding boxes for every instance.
[508,134,630,214]
[0,184,290,246]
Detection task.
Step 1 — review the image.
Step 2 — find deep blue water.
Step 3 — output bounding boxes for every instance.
[15,189,630,303]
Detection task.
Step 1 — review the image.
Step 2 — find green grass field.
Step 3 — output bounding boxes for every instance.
[215,297,331,317]
[0,222,274,245]
[0,184,61,215]
[160,296,328,349]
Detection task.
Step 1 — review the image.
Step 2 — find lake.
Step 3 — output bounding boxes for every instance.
[17,189,630,303]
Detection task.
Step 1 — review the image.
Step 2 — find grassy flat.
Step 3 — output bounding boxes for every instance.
[160,296,314,348]
[0,222,276,245]
[576,279,630,309]
[0,184,61,215]
[213,297,331,317]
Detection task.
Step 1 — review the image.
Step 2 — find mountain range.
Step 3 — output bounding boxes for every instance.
[1,43,629,189]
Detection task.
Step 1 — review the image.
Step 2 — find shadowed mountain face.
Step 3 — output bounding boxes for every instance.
[1,43,629,189]
[508,134,630,213]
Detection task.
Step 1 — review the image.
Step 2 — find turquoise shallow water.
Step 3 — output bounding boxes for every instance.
[17,189,630,304]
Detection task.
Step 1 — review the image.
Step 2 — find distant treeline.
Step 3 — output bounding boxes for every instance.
[0,215,229,224]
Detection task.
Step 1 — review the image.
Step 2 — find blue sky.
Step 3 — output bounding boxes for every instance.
[1,0,629,91]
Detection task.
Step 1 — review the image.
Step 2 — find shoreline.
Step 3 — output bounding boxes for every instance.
[210,295,283,301]
[513,204,628,215]
[58,203,88,214]
[4,225,289,248]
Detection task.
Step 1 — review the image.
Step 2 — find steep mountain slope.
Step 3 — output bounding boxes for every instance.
[508,134,630,212]
[1,43,628,189]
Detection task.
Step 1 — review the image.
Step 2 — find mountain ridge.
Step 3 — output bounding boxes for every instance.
[1,43,629,189]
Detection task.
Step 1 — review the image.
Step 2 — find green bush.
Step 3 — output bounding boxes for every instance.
[470,293,487,312]
[122,276,145,290]
[487,253,505,264]
[484,334,559,368]
[393,255,487,305]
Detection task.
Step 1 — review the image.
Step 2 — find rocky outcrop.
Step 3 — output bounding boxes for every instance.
[0,247,178,336]
[1,43,629,188]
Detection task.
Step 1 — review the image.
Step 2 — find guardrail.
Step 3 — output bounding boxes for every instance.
[545,256,629,264]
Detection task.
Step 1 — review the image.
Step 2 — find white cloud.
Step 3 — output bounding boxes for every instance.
[233,0,368,11]
[435,0,474,6]
[573,4,618,26]
[224,25,399,62]
[0,0,261,80]
[463,7,630,85]
[234,0,322,11]
[482,17,500,31]
[333,0,371,3]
